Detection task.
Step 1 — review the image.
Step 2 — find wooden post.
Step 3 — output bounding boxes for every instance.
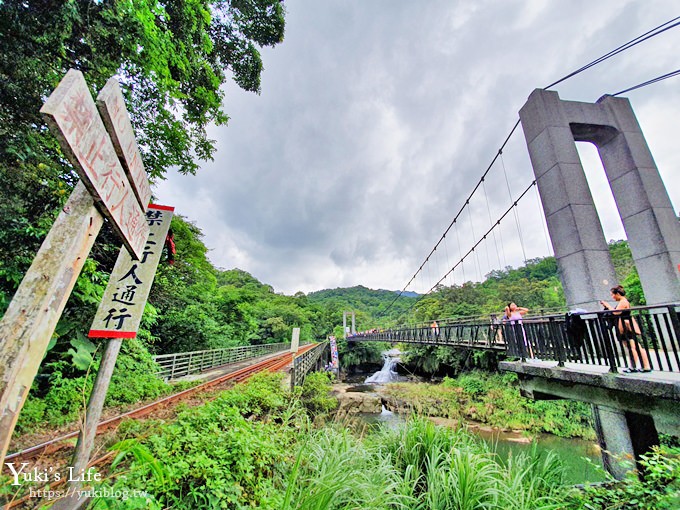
[0,182,104,464]
[0,70,152,469]
[52,205,173,503]
[51,338,123,510]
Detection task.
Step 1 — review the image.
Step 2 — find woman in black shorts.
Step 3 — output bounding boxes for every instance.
[600,285,652,373]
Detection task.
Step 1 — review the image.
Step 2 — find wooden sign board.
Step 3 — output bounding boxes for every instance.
[89,205,174,338]
[40,70,149,259]
[96,78,152,211]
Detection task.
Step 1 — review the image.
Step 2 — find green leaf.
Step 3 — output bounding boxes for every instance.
[67,335,97,370]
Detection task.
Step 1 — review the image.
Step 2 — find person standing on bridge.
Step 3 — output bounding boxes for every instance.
[505,303,528,322]
[600,285,652,373]
[430,320,439,338]
[504,303,534,359]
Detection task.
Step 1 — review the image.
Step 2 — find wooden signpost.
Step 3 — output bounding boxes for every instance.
[0,70,154,468]
[40,70,149,257]
[55,205,173,508]
[96,77,152,210]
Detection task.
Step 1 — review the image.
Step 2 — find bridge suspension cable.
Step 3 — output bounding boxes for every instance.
[544,15,680,90]
[377,15,680,320]
[395,180,538,322]
[611,67,680,96]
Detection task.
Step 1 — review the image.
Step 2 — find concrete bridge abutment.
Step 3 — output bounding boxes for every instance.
[500,361,679,480]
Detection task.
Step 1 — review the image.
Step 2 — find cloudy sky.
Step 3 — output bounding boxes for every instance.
[154,1,680,295]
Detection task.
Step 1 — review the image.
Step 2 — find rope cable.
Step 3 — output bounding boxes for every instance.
[501,152,528,263]
[455,222,466,282]
[443,234,451,286]
[611,67,680,96]
[483,179,503,268]
[467,203,483,281]
[543,16,680,89]
[433,181,537,292]
[396,181,538,321]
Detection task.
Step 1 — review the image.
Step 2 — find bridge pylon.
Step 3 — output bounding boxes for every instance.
[519,89,680,310]
[342,311,355,339]
[519,89,680,480]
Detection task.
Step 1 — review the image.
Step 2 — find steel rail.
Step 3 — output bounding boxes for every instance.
[3,345,318,508]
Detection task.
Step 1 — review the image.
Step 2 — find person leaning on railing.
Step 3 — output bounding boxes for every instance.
[600,285,652,373]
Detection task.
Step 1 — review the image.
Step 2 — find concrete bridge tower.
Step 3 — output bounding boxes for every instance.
[519,89,680,310]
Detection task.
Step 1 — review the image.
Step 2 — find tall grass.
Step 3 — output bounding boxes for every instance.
[500,446,564,509]
[285,416,567,510]
[281,427,413,510]
[89,373,569,509]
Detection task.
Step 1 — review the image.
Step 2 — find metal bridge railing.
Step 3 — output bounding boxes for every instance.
[350,303,680,373]
[291,342,330,389]
[350,322,506,350]
[153,343,290,380]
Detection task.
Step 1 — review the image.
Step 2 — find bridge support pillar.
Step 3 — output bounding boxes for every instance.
[343,311,356,339]
[500,362,675,480]
[592,405,635,480]
[592,404,660,480]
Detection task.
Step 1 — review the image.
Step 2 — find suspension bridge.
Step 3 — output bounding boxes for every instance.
[341,23,680,480]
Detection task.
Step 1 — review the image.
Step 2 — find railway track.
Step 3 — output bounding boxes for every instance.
[3,344,316,508]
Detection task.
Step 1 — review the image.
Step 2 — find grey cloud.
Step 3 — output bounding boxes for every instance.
[155,0,680,294]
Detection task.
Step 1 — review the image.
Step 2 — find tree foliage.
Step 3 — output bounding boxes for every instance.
[0,0,286,318]
[0,0,285,178]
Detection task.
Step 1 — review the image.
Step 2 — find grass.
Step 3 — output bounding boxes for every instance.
[16,371,675,509]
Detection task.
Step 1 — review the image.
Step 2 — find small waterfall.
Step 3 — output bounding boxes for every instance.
[365,349,402,384]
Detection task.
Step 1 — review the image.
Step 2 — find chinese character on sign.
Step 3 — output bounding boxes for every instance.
[89,204,174,339]
[118,264,143,285]
[103,307,132,330]
[112,285,137,306]
[140,240,157,264]
[146,210,163,225]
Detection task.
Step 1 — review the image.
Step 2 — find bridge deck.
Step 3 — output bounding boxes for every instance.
[511,358,680,385]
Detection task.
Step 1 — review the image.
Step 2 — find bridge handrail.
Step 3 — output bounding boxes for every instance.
[153,342,290,380]
[350,303,680,374]
[403,308,569,328]
[291,341,330,389]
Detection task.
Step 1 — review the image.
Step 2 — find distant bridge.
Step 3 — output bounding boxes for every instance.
[349,304,680,374]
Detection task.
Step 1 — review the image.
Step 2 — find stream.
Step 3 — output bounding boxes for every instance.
[355,350,606,484]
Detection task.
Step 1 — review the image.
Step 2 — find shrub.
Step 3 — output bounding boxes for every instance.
[299,371,338,416]
[558,447,680,509]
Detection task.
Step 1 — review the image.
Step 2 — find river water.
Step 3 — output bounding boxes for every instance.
[357,351,606,484]
[358,408,605,484]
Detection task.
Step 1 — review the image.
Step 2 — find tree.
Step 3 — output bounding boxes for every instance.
[0,0,286,179]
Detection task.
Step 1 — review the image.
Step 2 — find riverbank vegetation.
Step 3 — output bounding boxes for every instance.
[381,371,595,440]
[7,239,641,444]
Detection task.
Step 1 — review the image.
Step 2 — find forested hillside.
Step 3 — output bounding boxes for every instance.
[308,286,418,329]
[309,241,642,331]
[0,0,644,426]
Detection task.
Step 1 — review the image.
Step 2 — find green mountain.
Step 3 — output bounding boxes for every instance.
[308,286,419,330]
